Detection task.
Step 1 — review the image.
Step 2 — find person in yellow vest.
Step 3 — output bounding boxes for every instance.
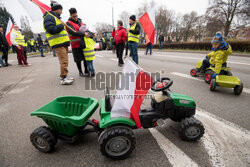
[30,39,36,52]
[43,1,73,85]
[10,25,30,66]
[128,15,140,64]
[79,24,96,77]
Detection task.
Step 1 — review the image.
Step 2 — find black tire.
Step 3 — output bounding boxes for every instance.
[210,79,216,91]
[226,71,233,76]
[204,70,214,84]
[98,126,136,159]
[179,117,205,141]
[30,126,57,153]
[234,82,243,95]
[190,68,197,77]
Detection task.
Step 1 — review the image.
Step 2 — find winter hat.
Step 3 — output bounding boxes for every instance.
[129,15,136,21]
[50,1,63,11]
[211,33,223,45]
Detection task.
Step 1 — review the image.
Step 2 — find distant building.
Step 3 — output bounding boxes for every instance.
[229,26,250,40]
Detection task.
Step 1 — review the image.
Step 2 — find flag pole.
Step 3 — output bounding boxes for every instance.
[30,0,76,33]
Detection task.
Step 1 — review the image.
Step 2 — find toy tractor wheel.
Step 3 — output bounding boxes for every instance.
[179,117,204,141]
[99,126,136,159]
[210,79,216,91]
[234,83,243,95]
[190,68,197,77]
[30,126,57,153]
[204,70,214,84]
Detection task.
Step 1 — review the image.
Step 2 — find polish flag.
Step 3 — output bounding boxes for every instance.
[111,58,153,128]
[17,0,51,22]
[139,6,156,45]
[5,19,14,47]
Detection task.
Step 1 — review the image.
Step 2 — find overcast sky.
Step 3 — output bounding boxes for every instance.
[2,0,208,33]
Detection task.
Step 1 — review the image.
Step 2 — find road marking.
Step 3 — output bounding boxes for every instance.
[171,72,203,82]
[196,108,250,167]
[96,55,103,57]
[110,58,117,61]
[171,72,250,94]
[149,128,199,167]
[152,54,250,66]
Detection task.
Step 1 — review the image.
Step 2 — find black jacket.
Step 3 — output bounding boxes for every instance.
[129,22,140,35]
[159,35,164,42]
[43,11,70,48]
[37,36,43,47]
[66,18,85,37]
[0,32,9,49]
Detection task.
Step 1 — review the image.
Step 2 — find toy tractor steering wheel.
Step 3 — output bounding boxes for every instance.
[151,77,173,91]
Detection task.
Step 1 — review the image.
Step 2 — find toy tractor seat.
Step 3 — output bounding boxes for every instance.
[104,87,112,111]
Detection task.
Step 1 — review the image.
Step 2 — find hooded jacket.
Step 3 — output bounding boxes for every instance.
[43,11,70,49]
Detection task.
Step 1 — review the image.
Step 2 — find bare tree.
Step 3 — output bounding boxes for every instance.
[119,11,131,29]
[20,16,33,39]
[206,0,247,36]
[155,6,174,43]
[181,11,198,42]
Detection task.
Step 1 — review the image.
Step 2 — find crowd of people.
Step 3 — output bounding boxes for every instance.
[0,0,231,87]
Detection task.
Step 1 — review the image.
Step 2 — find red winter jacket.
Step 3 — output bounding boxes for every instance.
[112,26,127,45]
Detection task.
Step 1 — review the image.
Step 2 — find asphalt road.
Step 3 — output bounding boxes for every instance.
[0,50,249,167]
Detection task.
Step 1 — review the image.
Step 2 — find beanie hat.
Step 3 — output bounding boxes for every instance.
[129,15,136,21]
[211,33,223,45]
[50,1,63,11]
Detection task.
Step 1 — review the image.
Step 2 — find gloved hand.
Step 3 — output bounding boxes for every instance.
[211,73,218,79]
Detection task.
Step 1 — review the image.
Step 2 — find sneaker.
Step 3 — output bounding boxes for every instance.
[60,78,74,85]
[66,77,74,81]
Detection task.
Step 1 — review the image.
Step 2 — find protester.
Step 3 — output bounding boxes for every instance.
[159,33,164,49]
[145,35,152,55]
[30,39,36,52]
[10,25,30,66]
[43,1,73,85]
[113,20,127,67]
[66,7,89,77]
[0,24,11,66]
[128,15,140,64]
[37,34,45,57]
[79,24,96,77]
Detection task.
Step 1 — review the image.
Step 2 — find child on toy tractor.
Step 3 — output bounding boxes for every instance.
[197,32,232,79]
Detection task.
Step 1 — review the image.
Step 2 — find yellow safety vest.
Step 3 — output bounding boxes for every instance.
[128,22,140,43]
[83,37,95,61]
[12,30,25,46]
[23,41,28,47]
[30,40,34,46]
[43,12,70,47]
[102,38,105,43]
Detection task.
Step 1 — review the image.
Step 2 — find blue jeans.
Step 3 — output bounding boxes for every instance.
[86,60,94,74]
[159,41,163,49]
[40,47,44,56]
[52,50,56,56]
[0,57,6,67]
[146,43,152,55]
[128,42,138,64]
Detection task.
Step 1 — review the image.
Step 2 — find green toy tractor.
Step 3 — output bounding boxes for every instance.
[30,77,205,159]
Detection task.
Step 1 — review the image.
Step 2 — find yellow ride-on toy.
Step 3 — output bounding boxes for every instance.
[190,60,232,84]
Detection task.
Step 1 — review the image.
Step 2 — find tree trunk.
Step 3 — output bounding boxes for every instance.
[224,21,231,37]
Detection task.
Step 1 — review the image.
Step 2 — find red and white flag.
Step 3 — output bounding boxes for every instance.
[139,6,156,45]
[111,58,153,128]
[17,0,51,22]
[5,18,14,47]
